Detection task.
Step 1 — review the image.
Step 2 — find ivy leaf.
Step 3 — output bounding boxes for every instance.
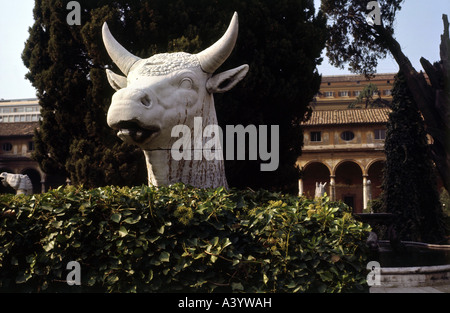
[123,215,141,224]
[118,226,128,237]
[263,273,269,285]
[157,225,165,234]
[159,251,170,263]
[211,236,219,247]
[16,271,32,284]
[231,282,244,291]
[43,240,55,252]
[110,213,121,223]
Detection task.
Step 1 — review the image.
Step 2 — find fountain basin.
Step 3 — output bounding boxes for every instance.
[378,264,450,287]
[374,240,450,287]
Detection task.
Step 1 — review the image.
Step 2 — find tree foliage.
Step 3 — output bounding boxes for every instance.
[22,0,327,192]
[381,72,447,243]
[22,0,148,188]
[321,0,403,75]
[349,83,390,108]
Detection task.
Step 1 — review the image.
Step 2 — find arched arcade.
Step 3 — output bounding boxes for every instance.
[298,157,385,213]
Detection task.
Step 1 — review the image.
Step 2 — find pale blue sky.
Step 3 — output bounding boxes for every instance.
[0,0,449,100]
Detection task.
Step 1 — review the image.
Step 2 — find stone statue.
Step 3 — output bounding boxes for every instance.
[314,182,327,198]
[0,172,33,195]
[366,231,379,251]
[102,12,249,189]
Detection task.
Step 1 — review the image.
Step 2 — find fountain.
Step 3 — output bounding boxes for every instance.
[355,213,450,288]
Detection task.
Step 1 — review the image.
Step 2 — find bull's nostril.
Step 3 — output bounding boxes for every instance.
[141,95,152,107]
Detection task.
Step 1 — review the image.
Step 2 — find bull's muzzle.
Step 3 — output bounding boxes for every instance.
[107,88,160,144]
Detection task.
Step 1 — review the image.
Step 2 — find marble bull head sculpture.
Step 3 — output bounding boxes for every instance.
[103,12,248,188]
[0,172,33,195]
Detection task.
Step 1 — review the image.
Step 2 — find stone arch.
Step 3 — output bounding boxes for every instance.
[332,159,364,176]
[0,167,14,174]
[21,168,42,194]
[301,160,332,175]
[334,160,364,213]
[300,161,331,198]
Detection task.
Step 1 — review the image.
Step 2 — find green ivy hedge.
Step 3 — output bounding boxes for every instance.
[0,184,371,293]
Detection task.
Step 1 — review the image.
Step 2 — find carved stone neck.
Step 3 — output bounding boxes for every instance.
[143,100,228,189]
[143,149,227,189]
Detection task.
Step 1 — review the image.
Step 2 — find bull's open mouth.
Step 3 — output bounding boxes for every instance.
[115,121,159,144]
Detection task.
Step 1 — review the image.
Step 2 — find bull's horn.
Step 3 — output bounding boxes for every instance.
[197,12,239,74]
[102,22,141,75]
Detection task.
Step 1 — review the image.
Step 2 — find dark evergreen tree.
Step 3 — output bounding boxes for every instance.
[382,72,447,243]
[23,0,326,191]
[22,0,147,188]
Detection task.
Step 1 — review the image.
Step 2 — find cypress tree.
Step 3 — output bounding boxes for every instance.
[23,0,147,188]
[382,72,447,244]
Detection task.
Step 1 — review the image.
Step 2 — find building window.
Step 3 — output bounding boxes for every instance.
[354,90,361,97]
[340,131,355,141]
[310,131,322,142]
[383,90,391,96]
[324,91,334,98]
[28,141,35,151]
[2,143,13,152]
[374,129,386,140]
[339,91,349,97]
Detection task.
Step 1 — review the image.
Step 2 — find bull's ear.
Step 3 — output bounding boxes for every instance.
[106,69,127,91]
[206,64,249,94]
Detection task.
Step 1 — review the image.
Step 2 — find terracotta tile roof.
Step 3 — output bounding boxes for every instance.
[302,108,391,126]
[0,122,39,137]
[321,73,397,83]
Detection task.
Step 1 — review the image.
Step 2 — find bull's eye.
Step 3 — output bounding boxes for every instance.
[141,95,152,107]
[179,78,193,89]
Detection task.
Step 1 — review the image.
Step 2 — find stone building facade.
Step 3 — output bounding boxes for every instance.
[0,99,45,193]
[297,73,395,213]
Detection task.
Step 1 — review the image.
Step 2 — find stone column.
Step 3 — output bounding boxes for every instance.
[363,174,369,211]
[41,179,46,193]
[329,175,336,201]
[298,178,304,196]
[367,179,372,211]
